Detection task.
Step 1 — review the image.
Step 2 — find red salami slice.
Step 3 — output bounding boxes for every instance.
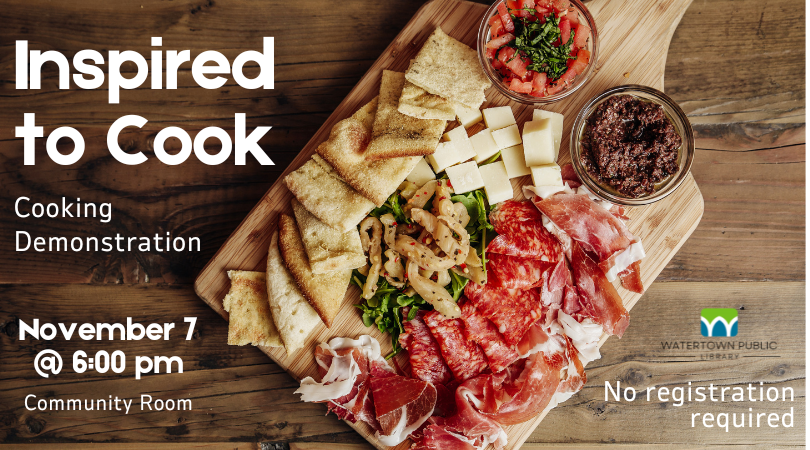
[488,200,563,261]
[423,310,488,383]
[486,253,554,290]
[460,300,519,373]
[464,281,543,347]
[399,310,453,386]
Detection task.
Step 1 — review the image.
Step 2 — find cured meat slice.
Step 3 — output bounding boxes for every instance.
[488,200,564,261]
[371,373,437,446]
[570,242,630,337]
[543,333,586,396]
[412,425,478,450]
[560,163,582,188]
[423,310,489,382]
[296,336,393,428]
[533,193,638,274]
[618,260,644,293]
[399,310,453,385]
[430,384,508,450]
[461,352,560,426]
[460,301,519,373]
[464,281,543,347]
[485,253,554,290]
[516,320,551,357]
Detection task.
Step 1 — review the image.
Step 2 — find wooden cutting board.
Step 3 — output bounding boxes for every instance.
[194,0,702,448]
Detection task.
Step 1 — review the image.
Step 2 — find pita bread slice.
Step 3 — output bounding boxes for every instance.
[315,99,421,206]
[222,270,282,347]
[398,79,456,120]
[364,70,446,160]
[278,213,351,328]
[291,198,366,273]
[405,27,492,109]
[285,157,374,232]
[266,231,321,355]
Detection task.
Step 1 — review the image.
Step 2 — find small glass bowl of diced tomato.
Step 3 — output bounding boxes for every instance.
[477,0,598,103]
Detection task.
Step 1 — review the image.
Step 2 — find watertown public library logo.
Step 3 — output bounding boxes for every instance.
[701,308,738,337]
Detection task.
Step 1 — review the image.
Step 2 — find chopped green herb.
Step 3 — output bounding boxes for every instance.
[502,11,576,81]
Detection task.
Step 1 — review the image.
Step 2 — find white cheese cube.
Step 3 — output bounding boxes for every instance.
[479,161,513,204]
[500,144,531,178]
[482,106,517,130]
[491,124,522,150]
[470,128,500,163]
[444,126,477,162]
[523,119,556,166]
[455,104,483,129]
[427,141,463,173]
[530,163,563,187]
[533,109,564,158]
[406,157,436,186]
[446,161,485,194]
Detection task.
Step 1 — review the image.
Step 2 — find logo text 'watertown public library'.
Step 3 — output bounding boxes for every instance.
[701,308,738,337]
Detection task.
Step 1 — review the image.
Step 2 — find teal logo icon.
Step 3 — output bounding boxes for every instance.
[701,308,738,337]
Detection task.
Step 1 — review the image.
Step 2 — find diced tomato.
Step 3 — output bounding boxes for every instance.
[566,8,580,26]
[509,78,533,94]
[555,48,589,87]
[547,82,566,95]
[531,71,547,96]
[515,0,533,18]
[497,46,515,64]
[551,0,569,13]
[506,0,520,9]
[558,17,571,46]
[492,58,504,69]
[486,47,497,60]
[573,23,590,49]
[487,32,515,49]
[505,52,530,78]
[497,3,515,33]
[522,69,535,82]
[534,4,551,15]
[490,20,504,38]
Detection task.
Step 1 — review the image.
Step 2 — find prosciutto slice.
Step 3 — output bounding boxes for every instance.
[423,310,489,382]
[428,384,508,450]
[533,192,639,275]
[488,200,563,261]
[400,310,453,386]
[464,281,543,347]
[461,352,560,426]
[371,374,437,446]
[296,336,393,428]
[460,300,519,373]
[412,425,478,450]
[618,260,644,293]
[486,253,554,290]
[569,242,630,337]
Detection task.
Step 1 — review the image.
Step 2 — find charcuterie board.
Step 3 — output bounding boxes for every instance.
[194,0,702,448]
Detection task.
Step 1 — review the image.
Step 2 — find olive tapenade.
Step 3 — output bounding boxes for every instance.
[580,94,681,198]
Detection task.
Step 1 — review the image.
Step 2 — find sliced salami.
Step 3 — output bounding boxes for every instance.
[485,253,554,290]
[423,310,489,383]
[400,310,454,386]
[488,200,563,261]
[464,281,543,347]
[460,300,519,373]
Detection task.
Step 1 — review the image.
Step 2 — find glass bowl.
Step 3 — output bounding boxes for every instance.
[477,0,598,104]
[570,85,695,206]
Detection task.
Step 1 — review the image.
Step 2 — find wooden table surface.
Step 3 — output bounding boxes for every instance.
[0,0,804,448]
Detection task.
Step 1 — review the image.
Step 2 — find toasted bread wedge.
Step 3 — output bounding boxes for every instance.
[291,198,366,273]
[405,27,491,109]
[278,214,350,328]
[222,270,282,348]
[352,96,379,130]
[364,70,446,160]
[398,79,456,120]
[315,100,421,206]
[266,231,322,355]
[285,157,375,232]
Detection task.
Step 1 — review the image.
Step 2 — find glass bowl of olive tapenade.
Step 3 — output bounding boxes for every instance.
[570,84,694,206]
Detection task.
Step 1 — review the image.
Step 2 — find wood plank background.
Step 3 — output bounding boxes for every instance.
[0,0,804,448]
